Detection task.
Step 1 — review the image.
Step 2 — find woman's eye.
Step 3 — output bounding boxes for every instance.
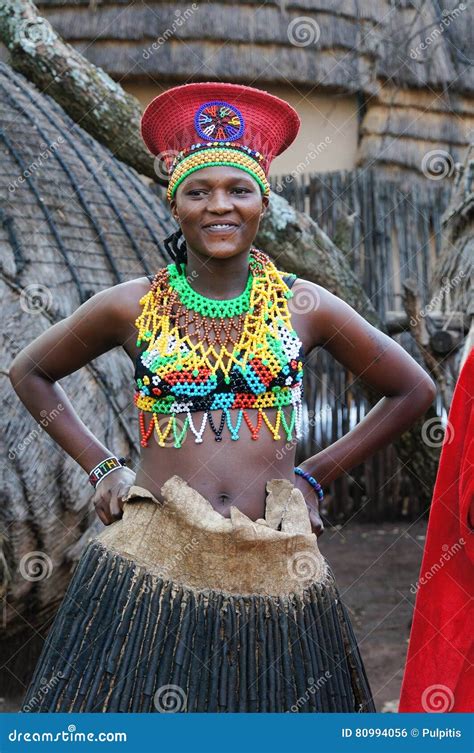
[187,188,250,196]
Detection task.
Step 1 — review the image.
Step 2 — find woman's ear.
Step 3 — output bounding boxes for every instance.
[169,198,179,224]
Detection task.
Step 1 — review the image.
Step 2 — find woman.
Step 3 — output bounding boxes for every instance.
[10,82,436,713]
[399,346,473,713]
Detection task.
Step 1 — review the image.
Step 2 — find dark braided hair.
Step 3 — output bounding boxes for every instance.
[163,228,187,276]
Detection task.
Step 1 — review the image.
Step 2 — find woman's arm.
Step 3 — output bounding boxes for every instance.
[8,280,144,523]
[294,281,437,487]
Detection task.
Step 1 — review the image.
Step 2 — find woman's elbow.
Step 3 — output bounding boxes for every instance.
[9,352,34,391]
[9,357,23,391]
[413,375,437,412]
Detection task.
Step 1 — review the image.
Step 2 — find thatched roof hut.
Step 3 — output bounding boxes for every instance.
[25,0,474,178]
[0,60,173,687]
[0,2,471,696]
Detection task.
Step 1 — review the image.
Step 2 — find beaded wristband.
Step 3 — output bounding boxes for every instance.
[294,466,324,502]
[89,456,127,489]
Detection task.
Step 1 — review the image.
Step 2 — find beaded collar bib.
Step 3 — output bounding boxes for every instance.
[133,249,305,448]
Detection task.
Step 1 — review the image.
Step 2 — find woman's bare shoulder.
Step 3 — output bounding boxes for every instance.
[112,276,155,318]
[288,277,335,349]
[290,278,329,296]
[9,275,158,382]
[100,275,158,353]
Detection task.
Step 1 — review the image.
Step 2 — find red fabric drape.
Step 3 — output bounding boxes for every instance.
[399,347,474,712]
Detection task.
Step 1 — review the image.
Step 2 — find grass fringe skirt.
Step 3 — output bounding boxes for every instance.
[21,475,376,713]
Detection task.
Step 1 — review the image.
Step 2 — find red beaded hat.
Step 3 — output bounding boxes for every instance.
[140,81,301,202]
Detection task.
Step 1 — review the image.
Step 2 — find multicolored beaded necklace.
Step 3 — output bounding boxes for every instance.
[134,248,305,448]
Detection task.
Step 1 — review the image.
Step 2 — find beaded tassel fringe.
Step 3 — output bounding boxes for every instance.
[134,249,306,448]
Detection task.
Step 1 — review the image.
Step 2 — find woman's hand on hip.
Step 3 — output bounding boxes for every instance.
[91,467,136,526]
[292,474,325,537]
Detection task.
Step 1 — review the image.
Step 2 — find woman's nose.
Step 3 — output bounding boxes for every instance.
[206,191,234,211]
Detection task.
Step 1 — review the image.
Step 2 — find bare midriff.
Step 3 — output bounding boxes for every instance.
[133,404,299,520]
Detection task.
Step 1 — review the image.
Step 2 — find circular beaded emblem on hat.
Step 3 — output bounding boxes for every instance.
[194,101,245,142]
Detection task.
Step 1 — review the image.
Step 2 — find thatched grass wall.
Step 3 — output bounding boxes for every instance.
[0,61,172,655]
[28,0,474,179]
[270,167,456,522]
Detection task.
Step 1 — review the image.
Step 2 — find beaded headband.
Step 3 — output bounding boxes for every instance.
[139,82,301,202]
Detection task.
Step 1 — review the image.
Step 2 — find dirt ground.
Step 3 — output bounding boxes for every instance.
[1,519,426,714]
[317,518,428,712]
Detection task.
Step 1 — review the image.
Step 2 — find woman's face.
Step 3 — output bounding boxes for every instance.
[169,166,269,260]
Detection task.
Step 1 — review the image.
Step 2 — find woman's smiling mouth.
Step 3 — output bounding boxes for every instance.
[202,223,240,234]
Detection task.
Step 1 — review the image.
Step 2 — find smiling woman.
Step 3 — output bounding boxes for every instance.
[13,81,435,714]
[167,165,268,288]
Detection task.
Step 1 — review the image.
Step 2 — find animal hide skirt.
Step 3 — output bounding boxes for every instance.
[21,475,376,713]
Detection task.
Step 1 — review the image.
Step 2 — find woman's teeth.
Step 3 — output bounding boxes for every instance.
[204,224,239,233]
